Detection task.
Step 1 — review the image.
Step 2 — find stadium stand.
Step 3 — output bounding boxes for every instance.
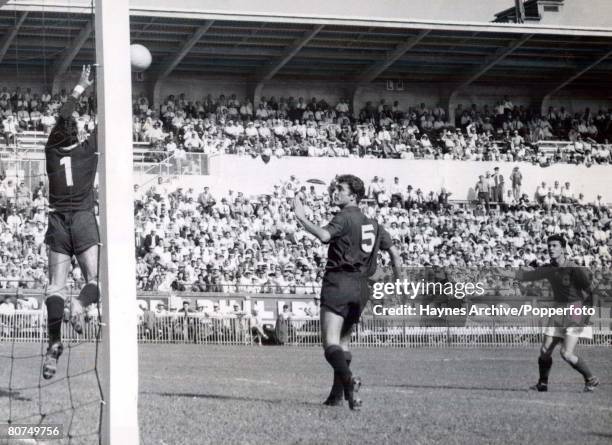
[0,82,611,293]
[2,86,611,166]
[134,93,612,165]
[1,166,609,293]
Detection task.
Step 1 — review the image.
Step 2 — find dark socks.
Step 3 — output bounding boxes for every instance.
[327,350,353,400]
[45,296,64,344]
[325,345,351,382]
[538,355,552,384]
[344,351,352,368]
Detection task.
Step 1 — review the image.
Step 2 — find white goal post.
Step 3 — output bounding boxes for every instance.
[95,0,140,443]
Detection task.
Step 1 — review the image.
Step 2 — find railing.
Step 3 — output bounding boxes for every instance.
[2,134,210,177]
[137,315,255,345]
[2,310,611,348]
[536,140,612,154]
[133,151,209,176]
[0,155,47,192]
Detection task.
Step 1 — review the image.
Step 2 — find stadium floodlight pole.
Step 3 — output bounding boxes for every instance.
[95,0,140,443]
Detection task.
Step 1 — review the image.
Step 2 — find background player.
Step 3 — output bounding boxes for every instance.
[43,65,100,379]
[515,234,599,392]
[294,174,401,409]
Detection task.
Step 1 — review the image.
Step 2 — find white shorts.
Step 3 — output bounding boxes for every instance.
[543,325,593,339]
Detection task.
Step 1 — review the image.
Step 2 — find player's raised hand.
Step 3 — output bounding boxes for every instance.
[77,65,94,90]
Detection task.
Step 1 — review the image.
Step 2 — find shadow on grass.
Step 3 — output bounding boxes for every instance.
[144,391,323,407]
[384,383,530,393]
[0,388,32,401]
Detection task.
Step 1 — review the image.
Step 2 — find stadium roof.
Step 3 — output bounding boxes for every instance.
[0,5,611,91]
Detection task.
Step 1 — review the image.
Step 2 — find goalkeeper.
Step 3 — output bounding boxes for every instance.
[42,65,100,380]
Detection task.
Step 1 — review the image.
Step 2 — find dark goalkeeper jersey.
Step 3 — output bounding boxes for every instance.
[45,96,98,212]
[519,261,591,303]
[323,205,392,277]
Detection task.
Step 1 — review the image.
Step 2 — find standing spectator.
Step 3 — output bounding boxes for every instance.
[390,177,404,208]
[496,175,506,205]
[275,303,294,345]
[510,166,522,200]
[250,308,269,345]
[475,175,491,212]
[492,167,503,202]
[486,171,495,201]
[551,181,562,202]
[367,176,382,201]
[141,304,156,339]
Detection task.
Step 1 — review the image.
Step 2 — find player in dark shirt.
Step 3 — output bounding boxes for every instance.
[42,65,100,380]
[516,234,598,392]
[294,174,401,409]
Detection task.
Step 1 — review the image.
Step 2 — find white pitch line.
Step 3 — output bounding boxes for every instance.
[234,378,276,385]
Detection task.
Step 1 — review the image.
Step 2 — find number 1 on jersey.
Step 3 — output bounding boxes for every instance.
[60,157,73,187]
[361,224,375,253]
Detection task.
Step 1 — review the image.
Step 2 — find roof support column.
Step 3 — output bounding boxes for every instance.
[438,91,455,128]
[354,30,430,83]
[540,48,612,115]
[0,12,27,65]
[448,33,533,123]
[52,20,93,92]
[252,25,324,106]
[350,85,364,119]
[152,21,214,109]
[246,81,263,109]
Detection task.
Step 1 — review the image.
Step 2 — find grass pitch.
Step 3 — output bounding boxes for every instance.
[1,343,611,444]
[139,345,612,445]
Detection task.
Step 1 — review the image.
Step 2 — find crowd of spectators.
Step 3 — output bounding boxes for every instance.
[0,174,50,290]
[2,84,611,166]
[0,169,609,301]
[130,91,612,165]
[0,86,96,147]
[131,174,611,294]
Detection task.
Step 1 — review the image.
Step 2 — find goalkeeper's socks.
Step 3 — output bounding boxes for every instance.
[45,296,64,344]
[538,355,552,383]
[569,357,593,382]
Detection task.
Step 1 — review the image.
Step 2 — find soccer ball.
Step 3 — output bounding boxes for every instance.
[130,44,152,72]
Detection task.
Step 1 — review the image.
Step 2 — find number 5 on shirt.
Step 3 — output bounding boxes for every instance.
[361,224,375,253]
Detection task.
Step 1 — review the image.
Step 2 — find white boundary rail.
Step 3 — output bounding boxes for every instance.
[1,310,610,348]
